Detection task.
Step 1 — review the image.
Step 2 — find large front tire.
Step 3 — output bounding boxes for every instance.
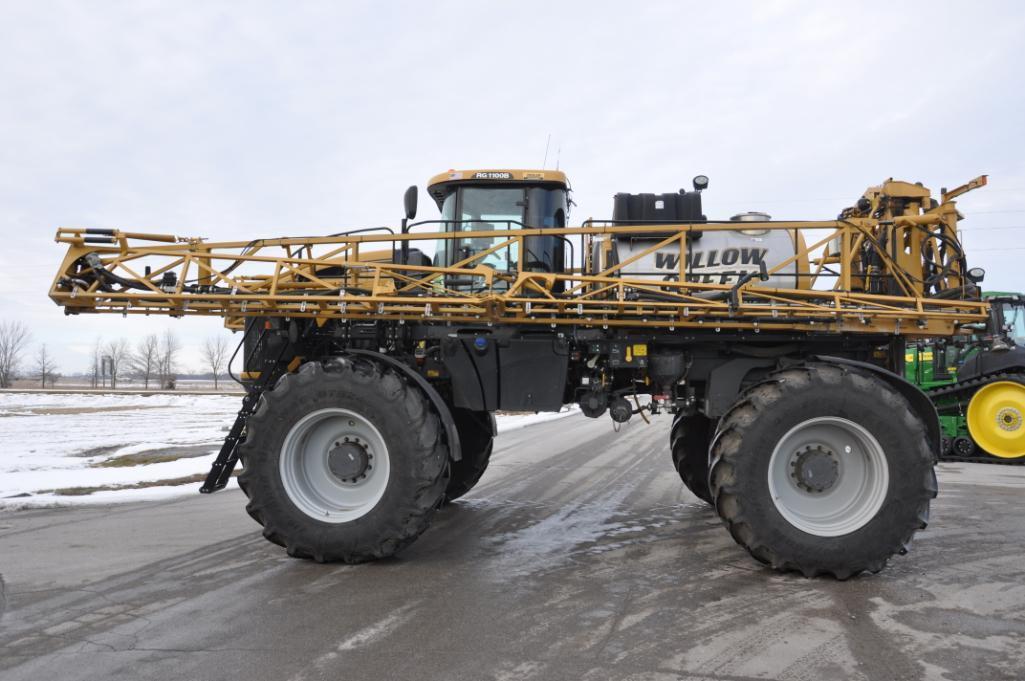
[709,363,936,579]
[238,358,450,563]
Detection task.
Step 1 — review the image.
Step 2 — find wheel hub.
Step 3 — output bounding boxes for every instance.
[996,407,1022,432]
[790,445,840,493]
[768,417,889,537]
[279,408,391,523]
[327,439,371,482]
[967,381,1025,459]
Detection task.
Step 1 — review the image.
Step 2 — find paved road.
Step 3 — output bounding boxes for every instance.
[1,415,1023,681]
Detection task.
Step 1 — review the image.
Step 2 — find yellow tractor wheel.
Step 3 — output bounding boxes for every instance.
[966,380,1025,459]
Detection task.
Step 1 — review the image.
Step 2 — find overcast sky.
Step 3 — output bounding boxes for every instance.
[2,0,1024,375]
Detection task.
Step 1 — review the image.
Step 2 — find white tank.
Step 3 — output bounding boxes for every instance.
[610,213,802,289]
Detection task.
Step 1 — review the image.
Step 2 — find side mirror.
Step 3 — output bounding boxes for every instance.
[403,185,418,221]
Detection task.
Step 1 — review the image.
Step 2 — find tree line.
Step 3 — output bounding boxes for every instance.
[0,320,232,390]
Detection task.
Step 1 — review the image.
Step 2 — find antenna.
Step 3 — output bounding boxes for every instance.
[556,146,561,171]
[542,133,551,169]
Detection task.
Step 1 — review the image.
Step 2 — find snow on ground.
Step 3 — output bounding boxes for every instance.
[495,408,578,433]
[0,392,576,508]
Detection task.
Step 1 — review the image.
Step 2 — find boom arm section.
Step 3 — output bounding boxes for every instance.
[49,178,988,337]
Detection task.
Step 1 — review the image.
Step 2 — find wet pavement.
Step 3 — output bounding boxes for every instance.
[1,414,1023,680]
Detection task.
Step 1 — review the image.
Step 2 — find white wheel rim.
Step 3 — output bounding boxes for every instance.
[767,416,889,537]
[279,408,391,523]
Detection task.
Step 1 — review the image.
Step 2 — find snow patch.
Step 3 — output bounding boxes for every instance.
[0,393,578,508]
[495,405,578,433]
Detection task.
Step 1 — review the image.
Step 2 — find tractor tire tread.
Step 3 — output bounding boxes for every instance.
[444,414,494,504]
[709,363,936,580]
[670,413,714,505]
[238,357,450,563]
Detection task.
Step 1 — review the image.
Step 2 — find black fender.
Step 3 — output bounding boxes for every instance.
[815,355,941,459]
[706,358,777,418]
[342,349,462,462]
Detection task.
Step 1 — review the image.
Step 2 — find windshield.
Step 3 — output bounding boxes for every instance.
[1002,303,1025,344]
[435,188,523,270]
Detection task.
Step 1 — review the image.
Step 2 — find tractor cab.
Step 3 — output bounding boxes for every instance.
[941,291,1025,384]
[423,169,570,286]
[986,292,1025,345]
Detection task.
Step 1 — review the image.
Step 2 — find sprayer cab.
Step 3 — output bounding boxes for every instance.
[424,169,571,280]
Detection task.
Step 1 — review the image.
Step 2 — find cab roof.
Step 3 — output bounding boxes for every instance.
[426,169,570,208]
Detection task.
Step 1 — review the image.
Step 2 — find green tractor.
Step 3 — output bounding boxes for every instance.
[906,291,1025,462]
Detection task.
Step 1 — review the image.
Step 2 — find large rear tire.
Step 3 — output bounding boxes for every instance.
[444,409,495,502]
[238,358,450,563]
[709,363,936,579]
[670,413,714,505]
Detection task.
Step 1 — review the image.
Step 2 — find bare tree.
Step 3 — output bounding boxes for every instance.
[0,321,31,388]
[202,335,230,389]
[34,343,58,388]
[105,338,131,389]
[158,329,181,390]
[131,334,160,389]
[90,337,103,388]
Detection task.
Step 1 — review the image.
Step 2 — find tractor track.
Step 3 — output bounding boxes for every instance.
[928,372,1025,465]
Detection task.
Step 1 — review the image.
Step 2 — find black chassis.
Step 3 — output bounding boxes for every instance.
[244,317,909,421]
[186,317,937,493]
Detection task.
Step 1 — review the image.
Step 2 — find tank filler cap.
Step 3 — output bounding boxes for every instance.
[731,212,772,237]
[730,212,772,222]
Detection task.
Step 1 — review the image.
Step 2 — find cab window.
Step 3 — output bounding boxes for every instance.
[436,188,523,270]
[1002,303,1025,344]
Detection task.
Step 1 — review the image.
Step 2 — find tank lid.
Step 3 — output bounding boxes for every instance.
[730,211,772,222]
